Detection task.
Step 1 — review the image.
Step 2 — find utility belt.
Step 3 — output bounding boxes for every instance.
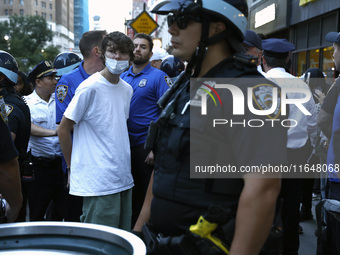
[142,204,283,255]
[31,155,62,168]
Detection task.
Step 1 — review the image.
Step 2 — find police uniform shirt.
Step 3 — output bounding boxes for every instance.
[121,63,172,147]
[151,57,288,235]
[55,61,89,124]
[264,67,317,149]
[25,90,61,158]
[4,93,31,158]
[0,115,18,163]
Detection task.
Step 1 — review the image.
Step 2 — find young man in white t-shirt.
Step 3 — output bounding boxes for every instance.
[58,31,135,230]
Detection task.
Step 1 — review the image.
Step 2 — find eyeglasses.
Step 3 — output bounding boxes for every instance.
[167,14,201,30]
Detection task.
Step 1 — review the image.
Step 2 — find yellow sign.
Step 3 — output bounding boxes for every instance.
[130,11,159,35]
[299,0,316,6]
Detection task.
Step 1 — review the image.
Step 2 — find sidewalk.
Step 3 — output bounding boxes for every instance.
[299,199,319,255]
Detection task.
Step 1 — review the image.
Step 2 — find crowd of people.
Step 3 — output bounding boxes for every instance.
[1,0,340,254]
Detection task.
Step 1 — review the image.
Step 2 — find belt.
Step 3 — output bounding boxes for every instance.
[31,155,62,167]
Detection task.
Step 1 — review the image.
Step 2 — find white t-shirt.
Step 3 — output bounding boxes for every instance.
[64,72,134,196]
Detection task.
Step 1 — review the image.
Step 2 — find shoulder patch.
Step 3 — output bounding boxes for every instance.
[164,76,173,87]
[139,79,147,88]
[56,85,68,103]
[5,104,13,116]
[251,84,281,119]
[0,97,8,124]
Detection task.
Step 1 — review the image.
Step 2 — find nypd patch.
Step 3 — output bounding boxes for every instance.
[5,104,13,116]
[0,97,8,123]
[139,79,147,88]
[56,85,68,103]
[251,84,281,119]
[164,76,173,87]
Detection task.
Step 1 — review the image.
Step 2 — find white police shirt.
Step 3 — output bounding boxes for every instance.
[25,90,62,158]
[264,67,317,149]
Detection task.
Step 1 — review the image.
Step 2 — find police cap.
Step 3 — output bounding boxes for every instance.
[325,32,340,44]
[28,60,57,83]
[243,30,262,50]
[262,38,295,58]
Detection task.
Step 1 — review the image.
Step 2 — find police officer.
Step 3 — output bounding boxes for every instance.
[160,55,185,82]
[53,52,82,78]
[134,1,288,254]
[0,114,22,223]
[54,31,106,222]
[0,50,31,222]
[262,38,317,255]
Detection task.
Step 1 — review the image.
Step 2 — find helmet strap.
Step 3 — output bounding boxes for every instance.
[188,13,237,77]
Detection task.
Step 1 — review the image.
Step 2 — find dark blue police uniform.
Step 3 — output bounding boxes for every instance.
[2,89,31,222]
[150,57,288,236]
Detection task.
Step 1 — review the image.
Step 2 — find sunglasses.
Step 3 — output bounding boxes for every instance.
[167,14,201,29]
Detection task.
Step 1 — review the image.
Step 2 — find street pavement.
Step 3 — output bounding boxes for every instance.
[299,199,320,255]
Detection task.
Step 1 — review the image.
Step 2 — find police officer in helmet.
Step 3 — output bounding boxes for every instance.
[134,0,288,254]
[160,55,185,82]
[0,50,31,222]
[53,52,82,78]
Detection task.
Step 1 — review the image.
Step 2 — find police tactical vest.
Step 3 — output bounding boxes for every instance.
[152,57,260,210]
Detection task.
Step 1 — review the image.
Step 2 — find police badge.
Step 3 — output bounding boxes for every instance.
[251,84,281,119]
[56,85,68,103]
[139,79,147,88]
[5,104,13,116]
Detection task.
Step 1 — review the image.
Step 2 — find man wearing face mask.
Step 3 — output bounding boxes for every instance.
[58,32,135,230]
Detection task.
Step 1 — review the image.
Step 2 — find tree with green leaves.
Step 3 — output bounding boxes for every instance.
[0,15,60,73]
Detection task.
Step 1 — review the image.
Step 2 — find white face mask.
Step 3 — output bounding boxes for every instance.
[105,58,130,74]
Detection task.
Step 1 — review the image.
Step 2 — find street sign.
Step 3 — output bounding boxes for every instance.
[130,11,159,35]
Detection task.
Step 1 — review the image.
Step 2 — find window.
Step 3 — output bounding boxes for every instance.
[309,49,320,69]
[297,51,307,77]
[42,1,46,8]
[20,9,24,16]
[323,46,335,84]
[49,3,52,9]
[19,0,24,4]
[4,9,8,15]
[49,14,52,20]
[35,11,38,15]
[9,0,12,5]
[35,0,38,6]
[9,9,13,15]
[42,12,46,18]
[4,0,7,4]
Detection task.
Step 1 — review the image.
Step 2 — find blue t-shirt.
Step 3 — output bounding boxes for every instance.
[121,64,171,147]
[55,61,90,124]
[327,94,340,183]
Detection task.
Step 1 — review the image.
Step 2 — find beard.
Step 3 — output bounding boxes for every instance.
[133,54,150,65]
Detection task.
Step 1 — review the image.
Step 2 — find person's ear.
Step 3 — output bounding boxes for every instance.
[210,21,226,36]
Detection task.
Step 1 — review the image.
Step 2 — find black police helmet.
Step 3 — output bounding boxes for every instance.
[161,55,185,78]
[151,0,248,42]
[0,50,18,85]
[53,52,82,77]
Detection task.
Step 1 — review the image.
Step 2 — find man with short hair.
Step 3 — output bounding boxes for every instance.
[317,31,340,254]
[242,29,264,74]
[121,33,172,226]
[58,31,135,230]
[262,38,317,255]
[25,60,67,221]
[55,30,106,221]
